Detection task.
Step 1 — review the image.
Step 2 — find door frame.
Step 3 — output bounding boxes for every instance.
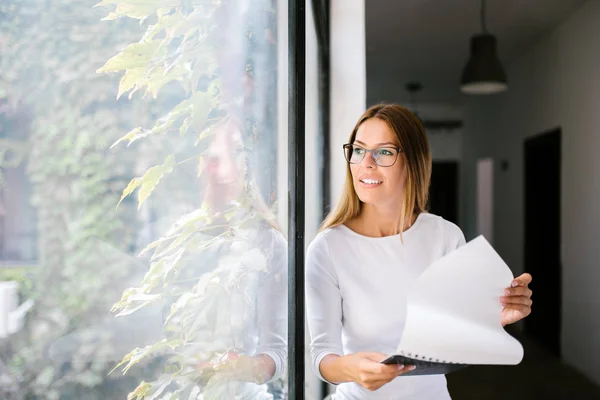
[523,126,562,357]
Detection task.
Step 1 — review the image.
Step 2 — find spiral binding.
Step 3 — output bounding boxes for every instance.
[399,349,464,365]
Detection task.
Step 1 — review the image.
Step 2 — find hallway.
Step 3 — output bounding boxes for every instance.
[447,330,600,400]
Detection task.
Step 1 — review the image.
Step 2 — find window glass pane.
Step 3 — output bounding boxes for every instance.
[304,0,323,398]
[0,1,288,399]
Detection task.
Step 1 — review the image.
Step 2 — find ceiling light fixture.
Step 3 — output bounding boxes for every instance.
[460,0,507,95]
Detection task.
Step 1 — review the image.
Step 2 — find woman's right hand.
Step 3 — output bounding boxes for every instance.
[346,352,416,391]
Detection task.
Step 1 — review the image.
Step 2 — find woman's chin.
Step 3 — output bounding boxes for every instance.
[206,194,233,210]
[357,194,382,206]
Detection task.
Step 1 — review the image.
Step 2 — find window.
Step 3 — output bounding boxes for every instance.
[0,1,310,399]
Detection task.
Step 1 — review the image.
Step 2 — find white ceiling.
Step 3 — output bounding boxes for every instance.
[366,0,588,104]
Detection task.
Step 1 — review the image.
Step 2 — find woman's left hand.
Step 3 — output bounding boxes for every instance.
[195,351,275,385]
[500,273,533,327]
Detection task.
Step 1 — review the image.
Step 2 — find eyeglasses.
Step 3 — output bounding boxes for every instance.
[343,143,401,167]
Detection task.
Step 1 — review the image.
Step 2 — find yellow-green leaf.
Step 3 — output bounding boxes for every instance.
[168,96,194,117]
[192,91,211,133]
[102,3,158,21]
[97,42,162,74]
[167,223,196,251]
[165,292,196,324]
[117,177,142,207]
[150,97,193,135]
[137,234,176,257]
[197,155,204,177]
[145,376,173,400]
[144,65,188,99]
[146,10,184,41]
[110,127,148,149]
[137,155,175,208]
[195,126,212,146]
[148,247,184,285]
[112,338,177,376]
[111,289,162,317]
[127,382,151,400]
[140,259,166,291]
[117,67,145,99]
[178,116,192,136]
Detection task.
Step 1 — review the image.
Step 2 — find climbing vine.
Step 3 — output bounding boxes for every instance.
[96,0,284,399]
[1,0,282,399]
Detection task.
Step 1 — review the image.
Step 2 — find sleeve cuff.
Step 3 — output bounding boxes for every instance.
[314,351,343,385]
[258,350,285,383]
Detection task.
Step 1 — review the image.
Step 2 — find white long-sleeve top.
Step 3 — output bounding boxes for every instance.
[305,213,466,400]
[193,225,288,399]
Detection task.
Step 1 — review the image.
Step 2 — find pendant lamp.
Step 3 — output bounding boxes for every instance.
[460,0,507,94]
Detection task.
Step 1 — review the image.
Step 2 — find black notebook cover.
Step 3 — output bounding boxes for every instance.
[381,355,468,376]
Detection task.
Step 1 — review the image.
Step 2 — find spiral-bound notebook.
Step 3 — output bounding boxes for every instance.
[381,236,524,376]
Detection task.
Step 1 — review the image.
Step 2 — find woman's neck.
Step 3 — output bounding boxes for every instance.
[347,203,417,238]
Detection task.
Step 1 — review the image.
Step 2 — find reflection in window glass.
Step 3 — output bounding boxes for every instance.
[0,1,287,399]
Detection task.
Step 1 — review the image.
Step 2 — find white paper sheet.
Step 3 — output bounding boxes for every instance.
[395,235,524,365]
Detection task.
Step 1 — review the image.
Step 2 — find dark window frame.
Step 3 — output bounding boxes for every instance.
[287,1,306,399]
[288,1,330,398]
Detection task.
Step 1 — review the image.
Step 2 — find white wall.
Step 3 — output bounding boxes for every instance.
[305,2,321,249]
[409,103,463,163]
[462,0,600,384]
[330,0,366,207]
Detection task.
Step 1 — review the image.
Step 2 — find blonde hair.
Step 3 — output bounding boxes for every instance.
[320,104,431,237]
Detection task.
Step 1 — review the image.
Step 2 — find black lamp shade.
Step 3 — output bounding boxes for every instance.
[460,34,507,94]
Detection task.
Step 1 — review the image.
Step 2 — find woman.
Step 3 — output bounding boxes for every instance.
[305,104,533,399]
[156,117,287,399]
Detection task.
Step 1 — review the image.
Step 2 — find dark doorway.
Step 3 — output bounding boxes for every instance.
[429,161,459,225]
[524,128,561,357]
